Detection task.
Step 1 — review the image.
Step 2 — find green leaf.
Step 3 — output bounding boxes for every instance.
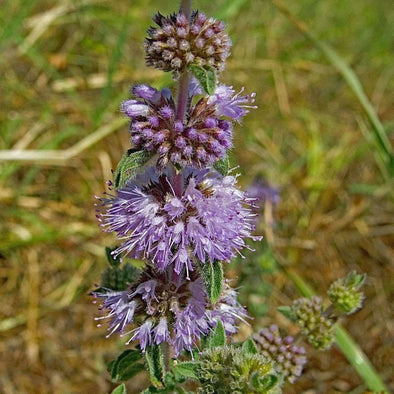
[213,156,230,175]
[111,383,127,394]
[208,320,226,348]
[241,338,258,355]
[277,306,296,322]
[173,362,199,380]
[107,359,115,374]
[259,374,279,391]
[142,386,191,394]
[345,271,366,290]
[109,349,144,382]
[114,149,151,189]
[105,246,121,268]
[199,260,223,304]
[163,373,177,388]
[145,345,165,388]
[188,64,216,95]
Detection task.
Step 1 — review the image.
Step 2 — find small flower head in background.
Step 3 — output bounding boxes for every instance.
[328,271,366,315]
[245,178,281,208]
[92,266,246,356]
[145,11,231,76]
[253,325,307,384]
[291,296,336,350]
[97,167,260,276]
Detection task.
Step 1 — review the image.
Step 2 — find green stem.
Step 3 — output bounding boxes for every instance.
[283,267,388,393]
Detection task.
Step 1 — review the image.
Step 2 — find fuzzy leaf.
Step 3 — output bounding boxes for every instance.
[173,362,200,380]
[142,387,190,394]
[277,306,296,322]
[114,148,151,189]
[208,320,226,348]
[109,349,144,382]
[199,260,223,304]
[145,345,165,388]
[242,338,259,355]
[111,383,127,394]
[259,374,279,391]
[214,155,230,175]
[188,64,216,95]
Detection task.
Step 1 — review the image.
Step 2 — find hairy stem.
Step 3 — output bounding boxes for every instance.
[179,0,192,19]
[175,71,191,122]
[170,0,193,197]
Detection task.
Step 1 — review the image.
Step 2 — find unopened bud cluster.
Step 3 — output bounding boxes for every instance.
[145,11,231,75]
[196,346,280,394]
[253,325,307,384]
[328,271,365,314]
[292,296,336,350]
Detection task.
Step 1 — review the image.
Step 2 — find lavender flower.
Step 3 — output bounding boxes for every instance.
[145,11,231,75]
[122,84,234,168]
[253,325,307,384]
[97,167,260,276]
[93,266,246,355]
[208,85,257,121]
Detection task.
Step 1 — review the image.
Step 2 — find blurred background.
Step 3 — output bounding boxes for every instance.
[0,0,393,393]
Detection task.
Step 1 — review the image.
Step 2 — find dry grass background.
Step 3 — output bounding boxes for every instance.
[0,0,393,393]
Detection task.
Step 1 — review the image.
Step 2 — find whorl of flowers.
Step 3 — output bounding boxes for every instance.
[253,325,307,384]
[97,167,259,277]
[145,11,231,75]
[292,296,336,350]
[93,266,247,355]
[121,83,255,169]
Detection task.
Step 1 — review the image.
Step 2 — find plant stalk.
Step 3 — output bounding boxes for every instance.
[179,0,192,19]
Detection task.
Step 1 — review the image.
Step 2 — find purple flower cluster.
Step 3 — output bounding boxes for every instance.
[93,3,262,363]
[97,167,259,277]
[93,267,246,355]
[121,83,255,169]
[145,11,231,75]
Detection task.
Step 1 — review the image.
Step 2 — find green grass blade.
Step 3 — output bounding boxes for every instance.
[271,0,394,178]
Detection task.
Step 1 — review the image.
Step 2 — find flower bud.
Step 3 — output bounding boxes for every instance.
[196,346,281,393]
[145,11,231,76]
[292,296,336,350]
[328,271,366,315]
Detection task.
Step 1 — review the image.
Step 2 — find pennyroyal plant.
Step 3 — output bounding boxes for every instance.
[92,1,369,392]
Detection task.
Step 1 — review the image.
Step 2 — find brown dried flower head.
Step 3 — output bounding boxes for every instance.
[145,11,231,76]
